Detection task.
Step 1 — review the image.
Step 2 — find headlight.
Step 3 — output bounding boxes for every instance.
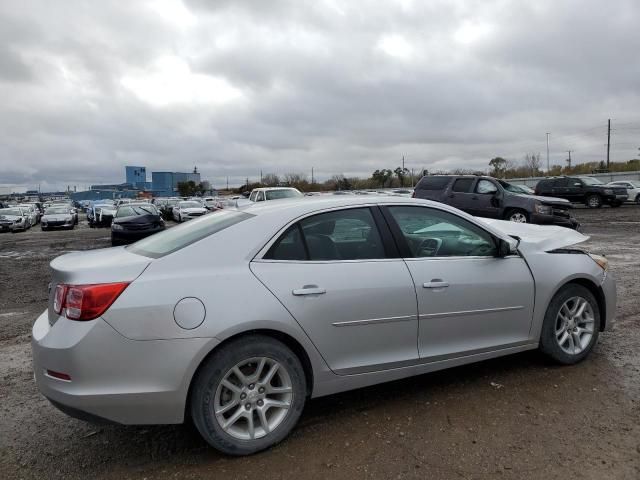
[15,218,23,224]
[588,253,608,271]
[603,189,613,195]
[534,203,552,215]
[111,223,124,231]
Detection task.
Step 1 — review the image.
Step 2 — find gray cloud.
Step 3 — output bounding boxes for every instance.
[1,0,639,193]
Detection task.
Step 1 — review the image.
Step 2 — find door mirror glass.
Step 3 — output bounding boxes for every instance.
[573,182,582,187]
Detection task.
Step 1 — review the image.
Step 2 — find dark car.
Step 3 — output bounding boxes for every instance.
[111,203,165,246]
[534,176,627,208]
[413,175,579,229]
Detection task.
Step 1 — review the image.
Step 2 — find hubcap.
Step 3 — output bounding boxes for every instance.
[555,296,595,355]
[510,212,527,223]
[588,197,599,207]
[214,357,293,441]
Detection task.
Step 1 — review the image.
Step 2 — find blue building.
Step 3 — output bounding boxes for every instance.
[125,166,147,189]
[152,170,201,196]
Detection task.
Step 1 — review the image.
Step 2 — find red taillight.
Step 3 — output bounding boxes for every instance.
[55,282,129,321]
[53,284,66,314]
[46,369,71,381]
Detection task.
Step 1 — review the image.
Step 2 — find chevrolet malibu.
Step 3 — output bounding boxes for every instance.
[32,196,616,455]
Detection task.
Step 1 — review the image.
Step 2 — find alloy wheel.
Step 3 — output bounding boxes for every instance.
[214,357,293,441]
[509,212,527,223]
[555,296,595,355]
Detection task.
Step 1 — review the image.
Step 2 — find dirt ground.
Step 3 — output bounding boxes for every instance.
[1,207,639,480]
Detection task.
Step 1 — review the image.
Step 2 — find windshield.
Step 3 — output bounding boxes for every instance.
[0,208,22,216]
[499,181,524,193]
[116,205,158,217]
[578,177,603,185]
[45,207,69,215]
[178,201,202,209]
[128,210,254,258]
[265,189,303,200]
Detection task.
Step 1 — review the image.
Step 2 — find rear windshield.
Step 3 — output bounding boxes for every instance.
[416,176,451,190]
[128,210,254,258]
[265,189,303,200]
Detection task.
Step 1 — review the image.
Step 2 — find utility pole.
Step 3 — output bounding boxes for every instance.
[402,155,405,171]
[566,150,573,170]
[606,118,611,169]
[311,167,314,185]
[260,170,263,183]
[226,176,229,190]
[546,133,550,172]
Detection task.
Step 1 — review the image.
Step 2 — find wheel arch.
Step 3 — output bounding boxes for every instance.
[184,328,315,422]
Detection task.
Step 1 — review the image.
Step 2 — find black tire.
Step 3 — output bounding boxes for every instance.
[505,208,529,223]
[190,335,306,456]
[539,284,600,365]
[585,194,602,209]
[635,194,640,205]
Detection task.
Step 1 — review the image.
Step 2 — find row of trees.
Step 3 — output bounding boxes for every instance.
[227,158,640,194]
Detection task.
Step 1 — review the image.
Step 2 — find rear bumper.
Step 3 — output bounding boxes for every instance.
[31,310,219,424]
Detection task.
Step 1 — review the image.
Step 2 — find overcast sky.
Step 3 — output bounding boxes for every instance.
[1,0,640,192]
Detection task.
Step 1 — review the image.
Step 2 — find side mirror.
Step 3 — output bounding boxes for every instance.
[496,238,517,257]
[573,182,581,187]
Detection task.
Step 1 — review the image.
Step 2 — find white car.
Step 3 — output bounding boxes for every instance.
[607,180,640,204]
[172,201,208,222]
[17,204,38,226]
[41,206,76,230]
[249,187,304,202]
[31,196,615,455]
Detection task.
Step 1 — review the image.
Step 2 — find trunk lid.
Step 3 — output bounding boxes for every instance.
[47,247,151,325]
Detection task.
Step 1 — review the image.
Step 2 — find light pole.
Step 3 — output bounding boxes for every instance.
[546,133,550,173]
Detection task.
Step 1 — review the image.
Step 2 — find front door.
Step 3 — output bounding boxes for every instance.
[383,205,535,360]
[251,207,419,375]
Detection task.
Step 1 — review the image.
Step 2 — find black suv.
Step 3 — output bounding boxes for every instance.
[534,176,627,208]
[413,175,579,229]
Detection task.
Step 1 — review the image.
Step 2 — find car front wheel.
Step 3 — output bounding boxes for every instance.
[506,209,529,223]
[539,284,600,364]
[190,335,306,456]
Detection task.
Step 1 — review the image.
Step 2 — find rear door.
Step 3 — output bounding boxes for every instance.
[382,205,535,360]
[251,206,419,375]
[445,177,475,212]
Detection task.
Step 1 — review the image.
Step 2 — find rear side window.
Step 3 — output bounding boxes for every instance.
[416,176,450,191]
[452,178,473,192]
[265,208,386,261]
[128,210,253,258]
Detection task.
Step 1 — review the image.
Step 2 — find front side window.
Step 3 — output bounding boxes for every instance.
[475,179,498,194]
[249,191,257,201]
[386,206,497,258]
[256,192,265,202]
[265,208,386,261]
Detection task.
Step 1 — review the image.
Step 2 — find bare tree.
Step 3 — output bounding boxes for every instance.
[523,153,542,177]
[261,173,280,187]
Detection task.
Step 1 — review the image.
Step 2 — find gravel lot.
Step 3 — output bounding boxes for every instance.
[1,207,639,480]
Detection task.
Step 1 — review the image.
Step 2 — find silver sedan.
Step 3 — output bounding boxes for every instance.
[31,196,616,455]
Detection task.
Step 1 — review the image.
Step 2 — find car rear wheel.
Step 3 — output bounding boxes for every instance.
[190,335,306,456]
[586,194,602,208]
[506,209,529,223]
[539,284,600,364]
[635,194,640,205]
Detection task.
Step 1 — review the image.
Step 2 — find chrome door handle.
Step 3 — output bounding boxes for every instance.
[292,286,326,296]
[423,281,449,289]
